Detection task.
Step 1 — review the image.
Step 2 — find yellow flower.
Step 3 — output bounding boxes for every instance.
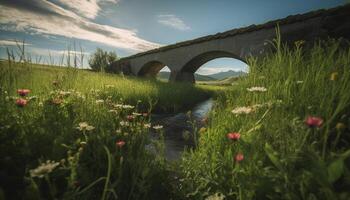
[336,122,346,131]
[330,72,338,81]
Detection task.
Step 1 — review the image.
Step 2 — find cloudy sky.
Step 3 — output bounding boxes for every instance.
[0,0,346,75]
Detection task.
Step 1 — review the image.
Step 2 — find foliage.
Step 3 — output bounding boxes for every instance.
[89,48,118,72]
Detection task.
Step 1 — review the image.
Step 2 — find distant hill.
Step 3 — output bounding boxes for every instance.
[158,71,216,81]
[207,70,247,80]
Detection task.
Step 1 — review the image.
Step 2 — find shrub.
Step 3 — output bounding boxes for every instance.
[89,48,118,72]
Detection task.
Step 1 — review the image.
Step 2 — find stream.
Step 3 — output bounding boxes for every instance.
[150,98,213,160]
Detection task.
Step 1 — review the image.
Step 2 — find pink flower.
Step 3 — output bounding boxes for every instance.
[142,113,149,117]
[227,132,241,141]
[17,89,30,96]
[235,153,244,162]
[305,116,323,127]
[16,98,28,107]
[116,140,125,148]
[126,115,134,121]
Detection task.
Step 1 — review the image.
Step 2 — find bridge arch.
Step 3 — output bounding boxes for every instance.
[180,50,246,73]
[137,60,168,77]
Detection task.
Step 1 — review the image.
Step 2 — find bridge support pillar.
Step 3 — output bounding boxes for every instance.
[169,71,195,83]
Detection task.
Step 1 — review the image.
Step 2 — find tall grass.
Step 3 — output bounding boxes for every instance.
[179,37,350,199]
[0,47,211,199]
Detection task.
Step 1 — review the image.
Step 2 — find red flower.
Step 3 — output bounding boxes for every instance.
[16,98,28,107]
[235,153,244,162]
[126,115,134,121]
[305,116,323,127]
[227,132,240,141]
[116,140,125,148]
[17,89,30,96]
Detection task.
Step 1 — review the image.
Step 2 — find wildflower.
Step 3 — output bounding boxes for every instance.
[206,193,225,200]
[235,153,244,162]
[119,121,129,127]
[116,140,125,148]
[17,89,31,96]
[296,80,303,84]
[330,72,338,81]
[143,123,151,128]
[28,96,38,100]
[336,122,346,131]
[305,116,323,128]
[59,91,71,96]
[52,98,63,105]
[16,98,28,107]
[153,125,163,130]
[132,112,142,116]
[126,115,135,121]
[252,104,264,109]
[246,86,267,92]
[108,109,117,114]
[29,160,60,178]
[95,99,104,104]
[142,113,149,117]
[231,106,254,115]
[227,132,240,141]
[114,104,123,108]
[122,105,134,109]
[77,122,95,131]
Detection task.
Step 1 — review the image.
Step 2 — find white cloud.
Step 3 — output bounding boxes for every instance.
[58,0,119,19]
[0,0,160,52]
[0,39,31,46]
[28,47,90,56]
[157,14,190,31]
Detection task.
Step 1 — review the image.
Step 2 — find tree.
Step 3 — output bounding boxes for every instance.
[89,48,118,72]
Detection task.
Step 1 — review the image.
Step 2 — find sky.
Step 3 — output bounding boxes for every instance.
[0,0,347,75]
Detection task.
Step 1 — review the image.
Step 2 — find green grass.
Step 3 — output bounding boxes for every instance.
[1,36,350,200]
[179,38,350,199]
[0,60,211,199]
[0,61,211,113]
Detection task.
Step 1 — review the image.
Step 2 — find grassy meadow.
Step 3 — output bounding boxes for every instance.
[180,38,350,199]
[1,35,350,200]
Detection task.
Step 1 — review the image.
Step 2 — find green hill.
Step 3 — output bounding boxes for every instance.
[158,71,216,81]
[207,70,247,80]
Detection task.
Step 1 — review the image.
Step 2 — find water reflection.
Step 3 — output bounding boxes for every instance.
[151,98,213,160]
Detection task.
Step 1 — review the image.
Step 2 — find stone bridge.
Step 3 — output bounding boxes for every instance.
[108,4,350,82]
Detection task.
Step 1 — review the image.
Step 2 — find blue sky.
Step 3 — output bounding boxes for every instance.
[0,0,346,75]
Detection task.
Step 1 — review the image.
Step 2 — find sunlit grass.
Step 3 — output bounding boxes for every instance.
[179,38,350,199]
